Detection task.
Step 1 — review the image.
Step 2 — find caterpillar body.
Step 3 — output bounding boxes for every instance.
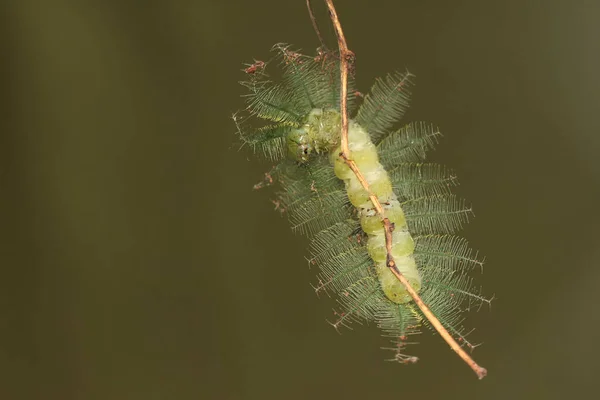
[291,108,420,303]
[235,44,487,361]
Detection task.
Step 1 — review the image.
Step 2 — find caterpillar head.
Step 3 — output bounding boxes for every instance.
[287,128,314,162]
[287,108,342,162]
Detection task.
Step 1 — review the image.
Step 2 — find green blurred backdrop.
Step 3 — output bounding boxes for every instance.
[2,1,599,399]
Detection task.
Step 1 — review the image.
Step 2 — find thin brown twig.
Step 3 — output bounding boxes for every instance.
[306,0,328,51]
[322,0,487,380]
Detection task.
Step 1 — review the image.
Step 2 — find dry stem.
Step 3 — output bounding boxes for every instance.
[306,0,328,51]
[321,0,487,380]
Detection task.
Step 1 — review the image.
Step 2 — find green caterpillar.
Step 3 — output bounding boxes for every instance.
[235,44,487,361]
[289,108,420,303]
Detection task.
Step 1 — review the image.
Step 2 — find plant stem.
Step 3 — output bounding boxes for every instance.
[306,0,328,51]
[321,0,487,380]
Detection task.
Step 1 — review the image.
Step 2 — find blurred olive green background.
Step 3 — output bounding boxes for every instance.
[2,1,599,399]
